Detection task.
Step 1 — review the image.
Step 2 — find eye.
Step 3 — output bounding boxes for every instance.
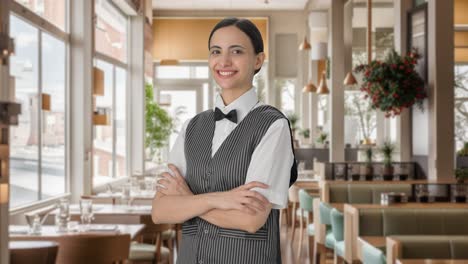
[232,49,243,54]
[210,49,220,55]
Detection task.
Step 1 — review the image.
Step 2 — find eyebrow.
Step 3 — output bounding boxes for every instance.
[209,45,246,50]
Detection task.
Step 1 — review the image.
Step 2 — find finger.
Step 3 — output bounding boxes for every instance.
[168,164,183,178]
[160,172,175,180]
[157,179,172,187]
[242,197,266,211]
[242,190,269,205]
[243,181,269,190]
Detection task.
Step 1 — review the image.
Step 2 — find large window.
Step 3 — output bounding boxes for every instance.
[9,14,67,208]
[93,0,128,186]
[455,65,468,151]
[278,79,296,114]
[15,0,67,31]
[93,60,127,186]
[344,0,395,146]
[95,0,127,63]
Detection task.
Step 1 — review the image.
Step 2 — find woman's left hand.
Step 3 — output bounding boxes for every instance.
[157,164,193,196]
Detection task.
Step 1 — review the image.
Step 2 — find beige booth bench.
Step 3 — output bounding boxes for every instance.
[386,236,468,264]
[312,182,413,262]
[344,204,468,263]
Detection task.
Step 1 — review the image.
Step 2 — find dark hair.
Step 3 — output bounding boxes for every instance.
[208,17,264,75]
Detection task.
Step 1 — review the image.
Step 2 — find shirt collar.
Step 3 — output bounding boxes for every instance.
[215,87,258,123]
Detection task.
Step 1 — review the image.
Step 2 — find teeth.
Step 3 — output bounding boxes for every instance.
[219,71,235,76]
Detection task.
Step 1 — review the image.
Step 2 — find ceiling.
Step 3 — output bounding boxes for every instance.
[152,0,310,11]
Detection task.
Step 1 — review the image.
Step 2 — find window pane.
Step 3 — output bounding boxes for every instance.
[195,66,209,79]
[115,67,126,178]
[156,66,190,79]
[94,60,114,185]
[95,0,127,62]
[278,79,295,114]
[41,32,66,198]
[15,0,66,30]
[344,91,376,145]
[160,91,196,149]
[455,65,468,150]
[9,15,39,207]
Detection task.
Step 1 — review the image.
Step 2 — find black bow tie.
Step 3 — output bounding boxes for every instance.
[214,107,237,124]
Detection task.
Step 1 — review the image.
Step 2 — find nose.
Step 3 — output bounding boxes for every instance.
[219,53,232,67]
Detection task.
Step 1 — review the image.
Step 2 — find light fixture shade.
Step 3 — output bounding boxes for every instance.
[299,37,311,50]
[302,82,317,93]
[93,67,105,96]
[160,59,179,66]
[41,93,51,111]
[317,72,329,94]
[343,71,358,86]
[311,42,328,60]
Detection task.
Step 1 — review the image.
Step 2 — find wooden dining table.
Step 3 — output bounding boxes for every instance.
[9,224,145,240]
[51,204,153,225]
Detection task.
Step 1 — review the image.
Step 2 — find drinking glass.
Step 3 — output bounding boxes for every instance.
[121,183,132,207]
[79,199,94,229]
[56,198,70,232]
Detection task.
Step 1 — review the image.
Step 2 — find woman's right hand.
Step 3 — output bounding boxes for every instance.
[209,181,270,215]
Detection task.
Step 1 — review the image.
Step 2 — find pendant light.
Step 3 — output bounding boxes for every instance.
[344,0,373,86]
[299,36,311,50]
[303,81,317,93]
[317,71,329,94]
[343,71,358,85]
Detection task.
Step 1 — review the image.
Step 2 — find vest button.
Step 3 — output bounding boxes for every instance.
[204,229,209,234]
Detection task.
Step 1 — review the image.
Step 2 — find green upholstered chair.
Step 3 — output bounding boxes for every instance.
[297,189,316,263]
[319,202,335,250]
[330,208,345,260]
[361,242,386,264]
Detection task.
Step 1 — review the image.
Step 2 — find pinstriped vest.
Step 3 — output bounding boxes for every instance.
[177,105,288,264]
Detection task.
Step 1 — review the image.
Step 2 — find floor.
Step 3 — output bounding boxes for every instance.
[281,222,313,264]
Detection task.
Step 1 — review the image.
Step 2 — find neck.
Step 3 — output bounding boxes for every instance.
[220,85,252,105]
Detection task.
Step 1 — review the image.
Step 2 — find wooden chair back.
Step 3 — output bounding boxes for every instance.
[19,234,131,264]
[9,241,58,264]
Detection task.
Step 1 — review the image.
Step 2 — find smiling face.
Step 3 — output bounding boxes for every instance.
[208,26,264,92]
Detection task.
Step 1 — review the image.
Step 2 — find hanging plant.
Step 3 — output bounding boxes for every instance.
[354,49,427,117]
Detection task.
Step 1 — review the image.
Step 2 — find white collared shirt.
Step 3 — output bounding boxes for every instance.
[168,88,294,209]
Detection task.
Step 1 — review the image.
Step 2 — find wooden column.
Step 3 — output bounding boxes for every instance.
[329,0,346,162]
[427,0,455,180]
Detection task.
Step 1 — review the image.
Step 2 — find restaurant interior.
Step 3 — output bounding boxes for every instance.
[0,0,467,263]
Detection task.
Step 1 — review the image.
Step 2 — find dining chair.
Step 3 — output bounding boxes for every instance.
[17,234,131,264]
[288,185,300,243]
[129,223,174,264]
[297,189,315,264]
[9,241,58,264]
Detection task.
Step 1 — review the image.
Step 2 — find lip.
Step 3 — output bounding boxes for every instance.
[216,70,238,79]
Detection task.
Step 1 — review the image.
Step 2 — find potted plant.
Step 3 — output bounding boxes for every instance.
[286,112,300,148]
[360,148,374,181]
[316,132,328,148]
[456,142,468,168]
[354,49,427,118]
[455,168,468,184]
[299,128,311,146]
[145,83,173,163]
[380,141,395,181]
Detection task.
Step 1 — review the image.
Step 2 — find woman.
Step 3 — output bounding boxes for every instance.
[152,17,297,264]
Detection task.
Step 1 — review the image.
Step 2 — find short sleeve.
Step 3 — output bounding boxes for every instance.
[244,119,294,209]
[167,119,190,177]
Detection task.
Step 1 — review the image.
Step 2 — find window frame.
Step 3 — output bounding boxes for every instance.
[92,0,130,187]
[9,0,70,210]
